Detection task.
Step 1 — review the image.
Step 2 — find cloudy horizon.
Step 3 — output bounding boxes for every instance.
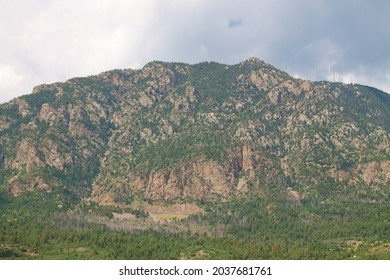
[1,0,389,104]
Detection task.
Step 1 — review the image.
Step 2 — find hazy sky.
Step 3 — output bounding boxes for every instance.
[1,0,389,103]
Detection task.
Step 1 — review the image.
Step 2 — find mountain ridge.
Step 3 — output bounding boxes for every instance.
[0,58,389,207]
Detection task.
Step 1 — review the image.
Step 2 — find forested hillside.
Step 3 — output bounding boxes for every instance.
[0,58,389,259]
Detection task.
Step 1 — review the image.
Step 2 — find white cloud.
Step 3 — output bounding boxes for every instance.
[0,65,23,90]
[0,64,26,102]
[338,68,390,93]
[0,0,389,104]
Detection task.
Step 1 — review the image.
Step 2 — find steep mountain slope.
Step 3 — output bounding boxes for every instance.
[0,57,389,208]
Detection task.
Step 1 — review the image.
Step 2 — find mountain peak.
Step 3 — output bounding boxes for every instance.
[245,56,262,63]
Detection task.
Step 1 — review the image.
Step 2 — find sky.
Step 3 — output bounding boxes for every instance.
[1,0,390,103]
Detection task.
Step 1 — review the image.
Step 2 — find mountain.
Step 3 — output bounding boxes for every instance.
[0,57,389,259]
[1,57,388,204]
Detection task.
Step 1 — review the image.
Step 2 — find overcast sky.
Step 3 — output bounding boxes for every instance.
[1,0,389,103]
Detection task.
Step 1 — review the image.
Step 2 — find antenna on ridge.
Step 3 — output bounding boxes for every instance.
[333,65,336,82]
[330,65,336,82]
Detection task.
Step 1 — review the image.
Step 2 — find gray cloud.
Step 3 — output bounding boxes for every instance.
[1,0,389,103]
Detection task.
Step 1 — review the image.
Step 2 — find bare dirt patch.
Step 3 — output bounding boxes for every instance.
[145,203,204,222]
[145,203,203,215]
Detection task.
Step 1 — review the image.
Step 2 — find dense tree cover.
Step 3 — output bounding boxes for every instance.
[0,190,388,260]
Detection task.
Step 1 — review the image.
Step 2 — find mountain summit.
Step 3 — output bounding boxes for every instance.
[0,58,389,206]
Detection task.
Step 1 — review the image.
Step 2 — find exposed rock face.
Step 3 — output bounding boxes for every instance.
[41,139,72,170]
[37,177,52,192]
[14,98,31,117]
[145,159,232,200]
[0,58,389,205]
[287,188,301,204]
[38,103,58,124]
[91,141,280,203]
[93,158,237,203]
[358,161,390,184]
[6,175,32,196]
[11,141,44,172]
[6,175,52,197]
[0,118,10,132]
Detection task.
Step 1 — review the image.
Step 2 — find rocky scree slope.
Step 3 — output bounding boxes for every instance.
[0,57,389,206]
